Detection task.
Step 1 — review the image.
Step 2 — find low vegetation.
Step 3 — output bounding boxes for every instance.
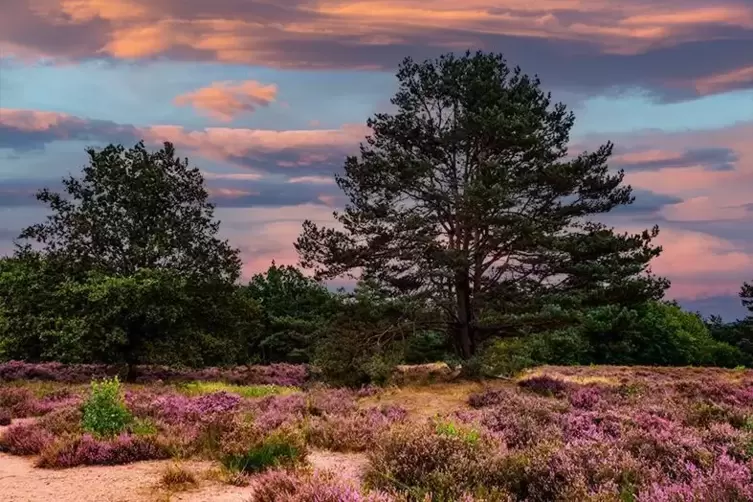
[0,365,751,500]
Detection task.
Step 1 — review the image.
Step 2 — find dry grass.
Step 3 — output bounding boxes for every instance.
[359,381,502,418]
[159,463,198,490]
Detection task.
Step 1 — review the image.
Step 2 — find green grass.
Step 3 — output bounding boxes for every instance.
[220,437,304,474]
[176,381,298,398]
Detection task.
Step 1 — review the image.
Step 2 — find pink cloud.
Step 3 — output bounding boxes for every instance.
[174,80,278,122]
[693,65,753,95]
[2,1,752,97]
[288,175,336,185]
[217,204,339,280]
[201,171,265,181]
[142,123,368,167]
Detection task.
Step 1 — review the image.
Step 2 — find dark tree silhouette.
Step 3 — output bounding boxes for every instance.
[296,51,668,358]
[17,141,241,284]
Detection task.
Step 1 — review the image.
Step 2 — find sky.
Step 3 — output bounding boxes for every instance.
[0,0,752,320]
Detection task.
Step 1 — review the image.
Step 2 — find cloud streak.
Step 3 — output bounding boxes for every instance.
[174,80,278,122]
[2,0,752,99]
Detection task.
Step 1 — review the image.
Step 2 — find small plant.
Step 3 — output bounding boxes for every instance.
[129,417,158,436]
[160,463,198,490]
[435,419,480,446]
[81,377,132,438]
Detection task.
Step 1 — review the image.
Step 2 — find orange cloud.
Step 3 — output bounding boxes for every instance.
[174,80,278,122]
[0,108,78,131]
[3,0,752,97]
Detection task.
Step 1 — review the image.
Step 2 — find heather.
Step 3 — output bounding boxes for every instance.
[1,365,753,500]
[0,361,310,387]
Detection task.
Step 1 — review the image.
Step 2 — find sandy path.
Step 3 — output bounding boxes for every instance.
[0,422,368,502]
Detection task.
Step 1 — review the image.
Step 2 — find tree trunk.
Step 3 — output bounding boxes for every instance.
[455,270,475,358]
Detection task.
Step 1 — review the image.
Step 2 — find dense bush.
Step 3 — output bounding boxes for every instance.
[81,377,132,437]
[0,260,263,367]
[481,301,748,377]
[246,263,340,363]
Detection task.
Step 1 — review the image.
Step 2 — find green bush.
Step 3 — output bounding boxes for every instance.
[81,377,132,438]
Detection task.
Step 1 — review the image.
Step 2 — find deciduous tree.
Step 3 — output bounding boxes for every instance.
[17,141,241,284]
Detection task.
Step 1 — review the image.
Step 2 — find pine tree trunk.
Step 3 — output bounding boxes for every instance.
[455,271,475,358]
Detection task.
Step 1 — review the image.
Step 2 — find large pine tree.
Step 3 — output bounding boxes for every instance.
[296,51,668,357]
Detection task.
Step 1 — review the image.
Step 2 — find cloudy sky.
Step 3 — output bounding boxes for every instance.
[1,0,752,320]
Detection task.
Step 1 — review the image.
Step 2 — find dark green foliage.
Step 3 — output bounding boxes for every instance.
[579,301,745,367]
[246,263,339,362]
[17,141,241,283]
[482,301,748,376]
[312,281,441,386]
[0,260,262,366]
[706,315,753,364]
[81,377,132,438]
[297,50,668,359]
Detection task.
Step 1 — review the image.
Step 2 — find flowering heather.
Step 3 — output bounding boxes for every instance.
[517,375,572,397]
[638,454,753,502]
[307,405,408,452]
[568,385,605,410]
[0,361,114,383]
[0,422,55,455]
[249,393,308,433]
[0,361,310,387]
[468,387,512,408]
[36,433,170,468]
[251,469,398,502]
[2,365,753,500]
[308,388,358,415]
[131,391,241,425]
[0,407,10,425]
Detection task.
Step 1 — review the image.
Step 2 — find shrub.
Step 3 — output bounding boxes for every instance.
[518,376,571,397]
[36,433,170,468]
[0,422,55,455]
[220,429,306,474]
[129,417,158,436]
[251,468,398,502]
[306,406,408,452]
[365,423,507,500]
[81,377,132,437]
[38,406,82,435]
[0,407,10,425]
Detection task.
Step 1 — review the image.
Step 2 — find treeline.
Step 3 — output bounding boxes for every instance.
[2,256,751,384]
[1,51,752,384]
